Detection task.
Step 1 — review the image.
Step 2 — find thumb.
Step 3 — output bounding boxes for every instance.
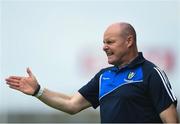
[26,67,34,77]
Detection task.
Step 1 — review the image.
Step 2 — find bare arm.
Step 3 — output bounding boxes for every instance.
[6,68,91,114]
[38,89,91,114]
[160,104,179,123]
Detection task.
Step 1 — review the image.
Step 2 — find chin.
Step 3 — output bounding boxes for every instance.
[108,59,121,66]
[108,60,116,65]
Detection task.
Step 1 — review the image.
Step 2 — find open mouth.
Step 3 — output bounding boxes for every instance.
[106,51,113,56]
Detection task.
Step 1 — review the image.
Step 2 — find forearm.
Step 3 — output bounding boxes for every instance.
[5,68,91,114]
[37,88,75,114]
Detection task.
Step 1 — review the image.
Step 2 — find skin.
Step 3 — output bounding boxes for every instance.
[5,22,179,123]
[6,68,91,115]
[103,23,138,66]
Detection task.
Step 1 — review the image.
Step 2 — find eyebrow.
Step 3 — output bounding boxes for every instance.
[103,39,115,43]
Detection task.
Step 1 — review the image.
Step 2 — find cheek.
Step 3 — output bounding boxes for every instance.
[111,42,127,54]
[114,46,124,53]
[117,43,128,52]
[114,47,127,58]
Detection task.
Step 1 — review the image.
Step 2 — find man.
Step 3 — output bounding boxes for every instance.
[6,22,179,123]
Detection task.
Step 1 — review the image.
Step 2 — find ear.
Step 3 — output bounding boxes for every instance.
[126,35,133,48]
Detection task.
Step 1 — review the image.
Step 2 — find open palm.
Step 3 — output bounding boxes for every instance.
[6,68,39,95]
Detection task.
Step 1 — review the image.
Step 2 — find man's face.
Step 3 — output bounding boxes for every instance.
[103,26,128,66]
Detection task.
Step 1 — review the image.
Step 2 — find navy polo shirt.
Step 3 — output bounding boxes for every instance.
[78,52,177,123]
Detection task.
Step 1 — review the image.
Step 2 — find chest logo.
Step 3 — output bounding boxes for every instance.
[127,71,135,79]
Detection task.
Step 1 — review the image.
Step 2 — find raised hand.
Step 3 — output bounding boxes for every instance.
[6,68,39,95]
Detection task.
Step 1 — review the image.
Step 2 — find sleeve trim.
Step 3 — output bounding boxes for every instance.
[154,67,177,102]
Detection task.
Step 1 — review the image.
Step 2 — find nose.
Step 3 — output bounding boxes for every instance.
[103,43,109,51]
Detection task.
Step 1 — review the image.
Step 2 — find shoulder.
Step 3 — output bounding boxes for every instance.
[142,59,160,76]
[142,59,169,86]
[86,66,115,83]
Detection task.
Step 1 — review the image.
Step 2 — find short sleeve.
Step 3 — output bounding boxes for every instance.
[148,66,177,114]
[78,71,101,109]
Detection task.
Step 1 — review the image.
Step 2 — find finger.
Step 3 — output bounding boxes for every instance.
[7,76,22,80]
[9,85,20,91]
[6,81,20,87]
[27,67,34,77]
[5,78,20,84]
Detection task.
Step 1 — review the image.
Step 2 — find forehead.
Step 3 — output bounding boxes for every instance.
[103,24,124,40]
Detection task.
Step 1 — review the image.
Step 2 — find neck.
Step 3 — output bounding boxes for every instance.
[118,51,138,68]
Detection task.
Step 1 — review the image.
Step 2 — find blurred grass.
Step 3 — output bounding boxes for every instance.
[0,109,100,123]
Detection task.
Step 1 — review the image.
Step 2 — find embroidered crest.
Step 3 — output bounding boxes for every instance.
[127,71,135,79]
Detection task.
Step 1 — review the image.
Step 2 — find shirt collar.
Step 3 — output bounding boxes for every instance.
[111,52,145,72]
[127,52,145,68]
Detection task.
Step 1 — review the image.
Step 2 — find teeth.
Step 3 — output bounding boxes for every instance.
[106,52,113,56]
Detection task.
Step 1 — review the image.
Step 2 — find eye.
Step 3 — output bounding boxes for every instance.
[104,40,115,44]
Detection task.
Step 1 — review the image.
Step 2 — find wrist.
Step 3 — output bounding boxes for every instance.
[32,84,44,98]
[32,84,40,96]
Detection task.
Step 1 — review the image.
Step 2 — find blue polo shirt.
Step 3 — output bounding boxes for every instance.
[78,52,177,123]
